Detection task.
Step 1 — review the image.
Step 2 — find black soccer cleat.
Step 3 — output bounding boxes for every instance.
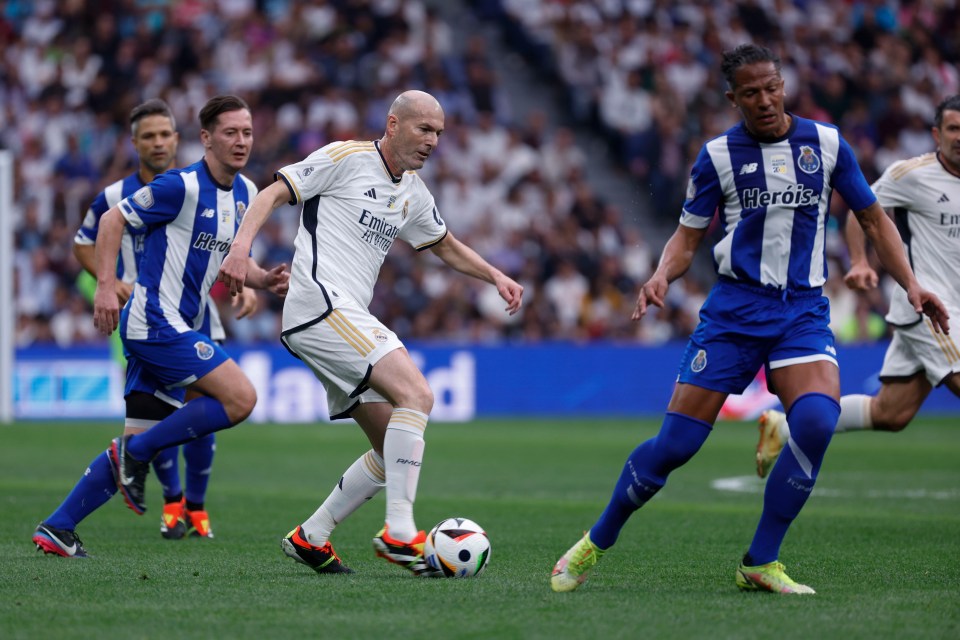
[110,436,151,515]
[33,523,90,558]
[281,526,353,574]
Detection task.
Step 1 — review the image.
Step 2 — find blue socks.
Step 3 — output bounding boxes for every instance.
[183,434,215,505]
[152,447,182,498]
[45,449,117,531]
[127,396,230,461]
[590,412,712,549]
[747,392,839,565]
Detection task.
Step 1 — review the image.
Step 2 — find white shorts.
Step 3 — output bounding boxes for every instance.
[880,318,960,387]
[280,297,404,419]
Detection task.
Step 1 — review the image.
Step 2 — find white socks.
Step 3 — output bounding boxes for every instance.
[383,408,429,542]
[834,394,874,433]
[301,450,385,547]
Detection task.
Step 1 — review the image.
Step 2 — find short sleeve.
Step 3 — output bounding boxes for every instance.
[117,172,186,229]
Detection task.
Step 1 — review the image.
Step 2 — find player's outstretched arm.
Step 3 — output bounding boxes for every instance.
[633,224,706,320]
[853,202,950,333]
[430,230,524,315]
[842,209,879,290]
[219,181,291,295]
[92,207,125,335]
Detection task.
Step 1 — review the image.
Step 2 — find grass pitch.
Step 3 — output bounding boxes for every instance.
[1,417,958,639]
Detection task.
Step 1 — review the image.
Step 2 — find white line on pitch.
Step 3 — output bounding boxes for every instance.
[711,476,960,500]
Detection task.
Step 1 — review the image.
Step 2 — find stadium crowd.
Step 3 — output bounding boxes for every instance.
[3,0,956,348]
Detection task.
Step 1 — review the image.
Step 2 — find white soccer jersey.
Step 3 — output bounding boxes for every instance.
[276,140,447,331]
[872,153,960,326]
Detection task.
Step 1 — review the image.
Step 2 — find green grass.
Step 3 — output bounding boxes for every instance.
[2,418,958,639]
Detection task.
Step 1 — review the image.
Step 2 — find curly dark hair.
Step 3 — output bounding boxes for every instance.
[721,44,782,88]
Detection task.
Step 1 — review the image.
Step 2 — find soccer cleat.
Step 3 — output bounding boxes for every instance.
[33,523,90,558]
[160,498,187,540]
[110,436,150,515]
[551,531,606,592]
[736,558,816,594]
[756,409,787,478]
[372,525,439,576]
[184,508,214,538]
[281,526,353,574]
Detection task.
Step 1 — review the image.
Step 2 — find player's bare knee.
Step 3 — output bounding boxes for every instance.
[225,381,257,423]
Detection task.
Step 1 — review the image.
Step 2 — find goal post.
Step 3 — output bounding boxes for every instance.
[0,150,13,424]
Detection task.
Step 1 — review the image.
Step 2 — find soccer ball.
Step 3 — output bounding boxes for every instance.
[424,517,491,578]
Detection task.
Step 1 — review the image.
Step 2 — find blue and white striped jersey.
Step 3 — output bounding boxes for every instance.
[681,115,876,289]
[75,173,147,283]
[117,159,257,340]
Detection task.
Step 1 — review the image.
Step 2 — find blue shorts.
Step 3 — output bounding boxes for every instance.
[122,330,229,403]
[677,278,837,394]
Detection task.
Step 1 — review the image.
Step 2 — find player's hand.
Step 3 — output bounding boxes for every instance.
[115,281,133,306]
[633,275,668,320]
[218,249,249,296]
[263,263,289,298]
[233,286,259,319]
[496,275,524,315]
[93,284,120,335]
[843,261,879,291]
[908,286,950,334]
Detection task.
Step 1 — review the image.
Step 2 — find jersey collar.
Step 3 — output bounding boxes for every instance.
[936,151,960,180]
[201,158,235,191]
[374,140,403,184]
[741,111,798,144]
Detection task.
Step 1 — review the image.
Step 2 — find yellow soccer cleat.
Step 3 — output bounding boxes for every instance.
[736,558,815,594]
[756,409,787,478]
[550,532,606,593]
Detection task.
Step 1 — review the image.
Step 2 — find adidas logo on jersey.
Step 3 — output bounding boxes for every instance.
[364,188,377,199]
[938,193,950,203]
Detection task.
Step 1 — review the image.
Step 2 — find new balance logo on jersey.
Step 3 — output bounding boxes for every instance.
[364,188,377,199]
[938,193,950,203]
[200,208,215,218]
[739,163,758,175]
[741,185,819,209]
[192,232,231,253]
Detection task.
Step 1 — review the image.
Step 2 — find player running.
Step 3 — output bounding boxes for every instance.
[756,94,960,477]
[550,44,949,595]
[218,90,523,576]
[33,95,287,558]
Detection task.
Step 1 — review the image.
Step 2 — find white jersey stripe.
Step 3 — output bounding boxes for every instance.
[158,171,198,333]
[759,140,797,287]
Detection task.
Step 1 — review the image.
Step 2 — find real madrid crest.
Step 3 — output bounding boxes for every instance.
[402,200,409,220]
[797,146,821,174]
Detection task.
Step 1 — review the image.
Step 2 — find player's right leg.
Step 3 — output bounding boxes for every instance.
[33,445,118,558]
[551,410,715,591]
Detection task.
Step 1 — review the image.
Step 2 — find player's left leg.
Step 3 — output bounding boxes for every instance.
[365,349,437,575]
[744,361,839,593]
[117,350,254,515]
